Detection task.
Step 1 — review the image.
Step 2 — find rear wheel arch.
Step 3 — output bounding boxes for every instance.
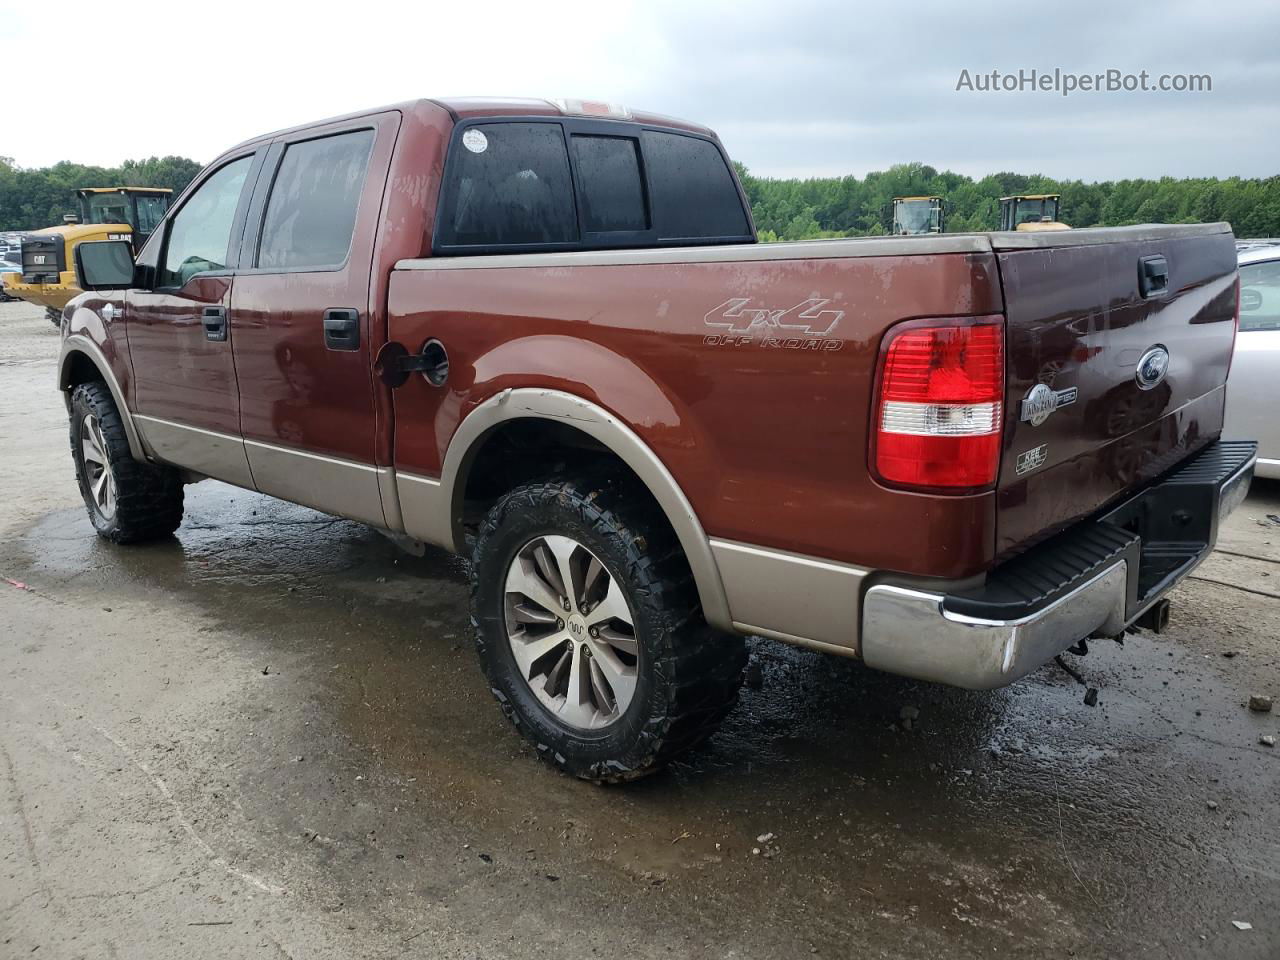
[58,337,147,462]
[443,389,733,631]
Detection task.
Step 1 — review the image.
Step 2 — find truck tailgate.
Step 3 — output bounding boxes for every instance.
[992,223,1238,558]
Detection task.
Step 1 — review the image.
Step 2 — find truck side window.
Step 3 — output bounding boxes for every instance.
[160,156,252,288]
[640,131,750,241]
[571,135,647,233]
[258,130,375,270]
[438,123,577,248]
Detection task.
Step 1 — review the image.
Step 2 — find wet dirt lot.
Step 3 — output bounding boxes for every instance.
[1,299,1277,959]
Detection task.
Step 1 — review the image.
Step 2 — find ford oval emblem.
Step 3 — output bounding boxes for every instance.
[1135,345,1170,391]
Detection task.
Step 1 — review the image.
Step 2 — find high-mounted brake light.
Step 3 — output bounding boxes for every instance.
[551,98,633,120]
[872,316,1006,491]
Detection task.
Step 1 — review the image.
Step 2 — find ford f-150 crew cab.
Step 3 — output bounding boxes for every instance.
[62,97,1256,781]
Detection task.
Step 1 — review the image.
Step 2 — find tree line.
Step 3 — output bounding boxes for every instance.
[2,154,1277,240]
[0,156,202,231]
[734,162,1280,241]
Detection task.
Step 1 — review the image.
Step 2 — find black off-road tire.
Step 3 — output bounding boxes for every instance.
[471,475,747,782]
[69,381,184,543]
[46,306,61,326]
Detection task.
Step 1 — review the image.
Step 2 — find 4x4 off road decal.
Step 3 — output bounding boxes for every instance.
[703,297,846,351]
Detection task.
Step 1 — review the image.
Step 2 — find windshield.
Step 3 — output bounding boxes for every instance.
[85,193,130,225]
[1014,197,1057,225]
[1239,259,1280,332]
[893,200,940,234]
[135,195,169,234]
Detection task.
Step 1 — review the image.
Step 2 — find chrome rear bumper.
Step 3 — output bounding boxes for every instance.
[861,563,1129,689]
[860,440,1257,690]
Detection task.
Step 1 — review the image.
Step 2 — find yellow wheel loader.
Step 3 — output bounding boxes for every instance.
[2,187,171,323]
[891,196,944,235]
[999,194,1070,232]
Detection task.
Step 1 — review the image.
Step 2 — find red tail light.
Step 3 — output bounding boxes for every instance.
[872,316,1006,491]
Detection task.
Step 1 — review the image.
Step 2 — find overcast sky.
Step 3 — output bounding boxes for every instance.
[5,0,1277,181]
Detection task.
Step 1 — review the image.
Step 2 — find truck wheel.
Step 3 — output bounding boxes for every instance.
[471,475,747,782]
[46,307,61,326]
[69,382,184,543]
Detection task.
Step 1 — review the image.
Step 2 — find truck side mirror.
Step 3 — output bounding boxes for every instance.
[74,240,136,291]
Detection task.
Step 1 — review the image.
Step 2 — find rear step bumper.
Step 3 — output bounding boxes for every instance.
[860,440,1257,690]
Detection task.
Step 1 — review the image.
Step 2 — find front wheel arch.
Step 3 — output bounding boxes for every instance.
[58,338,147,462]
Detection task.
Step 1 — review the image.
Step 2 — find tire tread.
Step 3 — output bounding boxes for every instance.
[70,382,184,544]
[472,474,745,783]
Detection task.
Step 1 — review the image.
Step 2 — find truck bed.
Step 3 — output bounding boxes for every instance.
[388,222,1237,585]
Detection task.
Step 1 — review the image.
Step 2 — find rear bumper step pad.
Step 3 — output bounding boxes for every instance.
[945,439,1257,623]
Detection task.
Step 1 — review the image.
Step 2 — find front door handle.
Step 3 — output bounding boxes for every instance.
[202,305,227,342]
[323,308,360,351]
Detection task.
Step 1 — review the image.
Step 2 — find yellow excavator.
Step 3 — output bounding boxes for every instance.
[999,194,1070,232]
[891,196,944,235]
[2,187,172,323]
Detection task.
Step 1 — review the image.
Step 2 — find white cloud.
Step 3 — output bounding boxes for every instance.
[3,0,1276,181]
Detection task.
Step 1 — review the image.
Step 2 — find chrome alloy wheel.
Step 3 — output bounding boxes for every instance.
[503,534,639,730]
[81,413,116,520]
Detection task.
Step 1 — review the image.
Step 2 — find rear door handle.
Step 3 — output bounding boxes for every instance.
[202,305,227,342]
[323,308,360,351]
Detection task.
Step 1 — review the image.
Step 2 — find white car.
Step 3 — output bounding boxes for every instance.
[1225,243,1280,479]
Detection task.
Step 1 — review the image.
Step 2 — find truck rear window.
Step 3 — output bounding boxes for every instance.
[438,123,578,248]
[433,119,752,254]
[572,135,648,233]
[640,130,750,241]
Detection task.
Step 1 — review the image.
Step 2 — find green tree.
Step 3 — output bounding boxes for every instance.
[0,156,203,231]
[737,162,1280,242]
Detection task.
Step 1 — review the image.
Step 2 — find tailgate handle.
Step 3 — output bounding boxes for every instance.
[1139,255,1169,299]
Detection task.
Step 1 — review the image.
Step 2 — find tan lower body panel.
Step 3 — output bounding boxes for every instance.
[244,439,388,529]
[134,415,255,490]
[397,471,449,548]
[709,538,868,654]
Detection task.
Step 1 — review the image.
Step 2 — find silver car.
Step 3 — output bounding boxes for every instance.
[1224,243,1280,479]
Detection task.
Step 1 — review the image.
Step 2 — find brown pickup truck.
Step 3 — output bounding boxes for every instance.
[63,97,1255,781]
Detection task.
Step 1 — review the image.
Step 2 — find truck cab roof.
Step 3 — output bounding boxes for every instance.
[224,97,716,157]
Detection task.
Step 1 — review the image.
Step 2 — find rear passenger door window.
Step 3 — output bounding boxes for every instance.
[257,130,374,270]
[641,131,750,241]
[436,122,578,249]
[572,135,647,233]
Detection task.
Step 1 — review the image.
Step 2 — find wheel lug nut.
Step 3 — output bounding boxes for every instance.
[556,618,564,629]
[562,598,571,611]
[589,627,598,638]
